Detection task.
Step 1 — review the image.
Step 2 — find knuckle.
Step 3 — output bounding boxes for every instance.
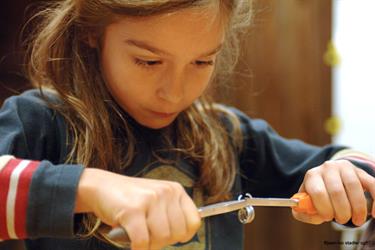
[305,168,317,178]
[334,159,347,165]
[344,179,359,190]
[145,190,158,202]
[321,161,333,169]
[156,184,173,197]
[340,159,353,167]
[355,167,367,177]
[329,187,344,198]
[171,181,185,193]
[123,194,154,213]
[307,187,325,198]
[115,205,144,223]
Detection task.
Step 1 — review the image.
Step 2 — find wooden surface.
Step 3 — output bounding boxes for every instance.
[221,0,333,145]
[216,0,341,249]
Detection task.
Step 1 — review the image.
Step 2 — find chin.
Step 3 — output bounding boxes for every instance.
[139,118,176,130]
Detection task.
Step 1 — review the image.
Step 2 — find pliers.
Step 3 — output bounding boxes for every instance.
[100,192,373,247]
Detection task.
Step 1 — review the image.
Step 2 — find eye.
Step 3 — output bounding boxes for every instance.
[134,58,162,68]
[194,60,215,67]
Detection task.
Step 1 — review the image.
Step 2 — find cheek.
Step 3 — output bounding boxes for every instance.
[186,69,213,99]
[101,52,150,96]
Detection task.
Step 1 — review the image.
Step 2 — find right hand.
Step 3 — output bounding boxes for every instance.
[75,168,201,250]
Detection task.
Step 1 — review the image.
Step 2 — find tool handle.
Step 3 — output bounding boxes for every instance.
[291,191,374,216]
[291,192,316,215]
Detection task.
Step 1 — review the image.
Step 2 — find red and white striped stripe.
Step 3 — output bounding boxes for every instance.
[342,155,375,171]
[331,149,375,171]
[0,158,39,240]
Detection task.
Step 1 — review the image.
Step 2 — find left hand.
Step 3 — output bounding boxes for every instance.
[292,159,375,226]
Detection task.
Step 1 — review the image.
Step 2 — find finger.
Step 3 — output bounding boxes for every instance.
[355,168,375,217]
[167,187,187,243]
[303,169,334,221]
[341,165,367,226]
[168,185,187,242]
[323,166,351,224]
[292,209,326,225]
[293,181,326,224]
[120,212,149,250]
[147,195,171,249]
[179,194,201,243]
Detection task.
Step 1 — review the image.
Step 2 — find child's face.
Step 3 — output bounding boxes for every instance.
[99,8,225,129]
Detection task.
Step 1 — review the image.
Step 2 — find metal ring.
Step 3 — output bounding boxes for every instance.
[238,193,252,200]
[238,206,255,224]
[237,193,255,224]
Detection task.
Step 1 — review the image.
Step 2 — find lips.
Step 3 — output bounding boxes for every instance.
[148,110,177,118]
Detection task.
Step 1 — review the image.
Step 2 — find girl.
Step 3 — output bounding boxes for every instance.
[0,0,374,249]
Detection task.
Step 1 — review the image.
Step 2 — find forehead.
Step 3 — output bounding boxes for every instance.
[106,8,226,56]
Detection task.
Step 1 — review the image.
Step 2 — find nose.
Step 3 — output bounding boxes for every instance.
[157,68,184,104]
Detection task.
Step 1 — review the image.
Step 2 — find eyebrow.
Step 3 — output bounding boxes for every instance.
[125,39,223,57]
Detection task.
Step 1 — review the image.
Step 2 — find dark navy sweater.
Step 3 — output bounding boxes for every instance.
[0,90,373,250]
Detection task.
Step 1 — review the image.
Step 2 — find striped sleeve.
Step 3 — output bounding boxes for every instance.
[330,149,375,228]
[0,156,40,240]
[330,149,375,176]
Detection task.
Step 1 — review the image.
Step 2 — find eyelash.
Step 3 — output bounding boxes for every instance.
[134,58,162,67]
[133,58,215,69]
[195,60,215,66]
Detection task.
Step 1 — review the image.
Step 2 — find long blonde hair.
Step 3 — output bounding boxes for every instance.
[26,0,253,242]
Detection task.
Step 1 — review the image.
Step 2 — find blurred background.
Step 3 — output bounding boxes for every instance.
[1,0,374,249]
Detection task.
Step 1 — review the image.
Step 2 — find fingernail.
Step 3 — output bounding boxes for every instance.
[324,216,332,222]
[356,215,366,225]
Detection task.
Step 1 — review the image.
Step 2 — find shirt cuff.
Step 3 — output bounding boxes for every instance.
[0,158,40,240]
[26,160,84,239]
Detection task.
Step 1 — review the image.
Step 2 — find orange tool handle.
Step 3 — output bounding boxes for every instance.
[291,192,317,215]
[291,191,374,216]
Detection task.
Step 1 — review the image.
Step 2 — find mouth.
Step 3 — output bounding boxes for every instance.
[148,110,178,118]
